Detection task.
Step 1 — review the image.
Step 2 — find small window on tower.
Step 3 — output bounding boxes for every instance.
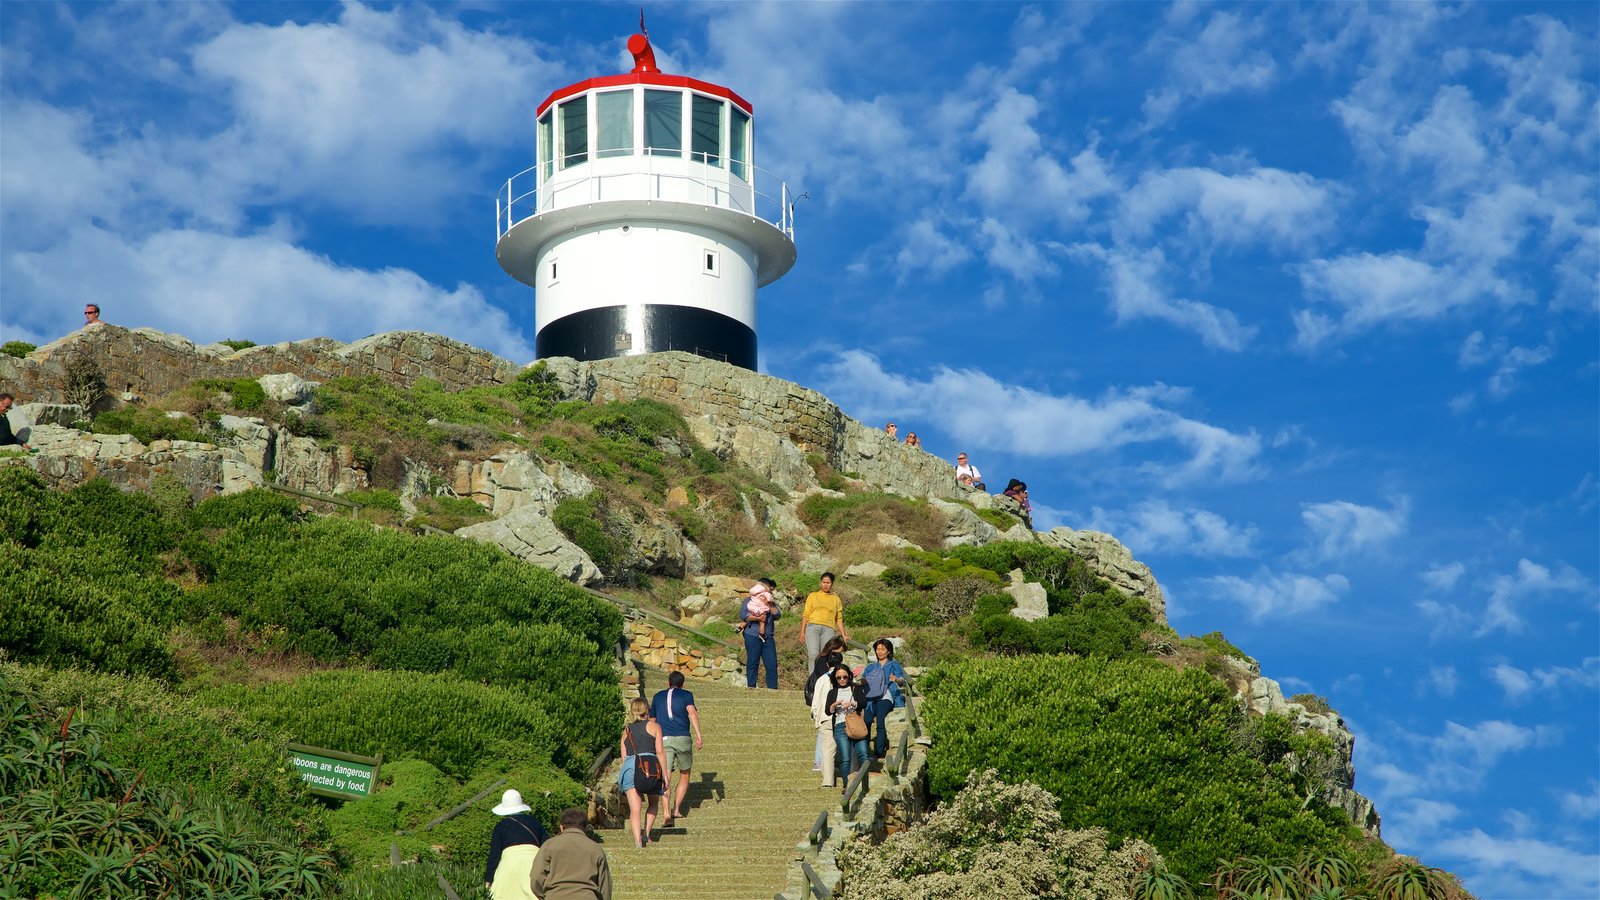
[548,259,560,285]
[703,249,720,277]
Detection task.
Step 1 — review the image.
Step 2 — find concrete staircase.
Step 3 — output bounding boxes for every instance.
[605,675,830,900]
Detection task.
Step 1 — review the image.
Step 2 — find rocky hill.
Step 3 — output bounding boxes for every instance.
[1,325,1382,859]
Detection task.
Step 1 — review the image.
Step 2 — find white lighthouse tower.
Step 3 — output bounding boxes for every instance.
[495,28,797,371]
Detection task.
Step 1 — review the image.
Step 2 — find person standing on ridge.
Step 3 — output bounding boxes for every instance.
[530,807,612,900]
[800,572,848,675]
[484,789,549,899]
[955,453,984,491]
[83,303,102,326]
[650,671,702,826]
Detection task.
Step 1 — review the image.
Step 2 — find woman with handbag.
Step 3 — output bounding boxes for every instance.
[806,637,847,777]
[616,698,665,848]
[861,639,907,760]
[824,664,870,796]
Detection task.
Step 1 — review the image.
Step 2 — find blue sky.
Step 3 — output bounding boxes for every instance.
[2,3,1596,895]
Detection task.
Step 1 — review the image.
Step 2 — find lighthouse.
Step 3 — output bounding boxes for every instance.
[495,28,797,371]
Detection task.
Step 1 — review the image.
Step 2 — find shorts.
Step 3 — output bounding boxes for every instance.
[663,735,693,772]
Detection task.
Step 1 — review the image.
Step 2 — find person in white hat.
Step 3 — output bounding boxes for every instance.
[485,788,550,899]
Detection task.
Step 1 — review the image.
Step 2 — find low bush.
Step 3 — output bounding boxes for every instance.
[552,494,623,572]
[217,338,257,351]
[90,405,213,444]
[203,669,567,777]
[837,768,1160,900]
[799,492,944,549]
[1,670,336,898]
[1,340,35,358]
[920,655,1360,882]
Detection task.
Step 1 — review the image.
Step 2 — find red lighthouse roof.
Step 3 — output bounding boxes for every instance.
[535,33,752,117]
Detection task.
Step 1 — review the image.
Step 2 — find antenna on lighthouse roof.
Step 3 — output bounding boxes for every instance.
[639,8,648,38]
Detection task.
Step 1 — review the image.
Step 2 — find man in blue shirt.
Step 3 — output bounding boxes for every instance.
[650,671,703,826]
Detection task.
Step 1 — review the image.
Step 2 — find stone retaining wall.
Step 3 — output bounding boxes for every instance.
[625,617,744,684]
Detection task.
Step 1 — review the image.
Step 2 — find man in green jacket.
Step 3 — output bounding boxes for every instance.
[531,808,612,900]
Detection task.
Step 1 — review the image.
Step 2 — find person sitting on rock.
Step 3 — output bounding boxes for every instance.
[904,431,922,448]
[954,453,984,491]
[885,422,897,440]
[1003,478,1031,514]
[0,394,29,451]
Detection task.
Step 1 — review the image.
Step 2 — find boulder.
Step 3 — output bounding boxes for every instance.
[929,498,999,547]
[272,433,368,495]
[845,561,888,579]
[1038,527,1167,626]
[627,518,696,578]
[457,501,603,586]
[1004,569,1050,622]
[6,423,260,500]
[12,403,83,430]
[217,415,274,471]
[877,533,919,551]
[257,372,318,405]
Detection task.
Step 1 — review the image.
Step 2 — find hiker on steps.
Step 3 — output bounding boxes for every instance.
[806,637,847,780]
[824,665,870,796]
[861,639,907,761]
[531,807,612,900]
[739,579,781,689]
[484,789,549,900]
[617,699,665,848]
[800,572,849,675]
[650,671,703,827]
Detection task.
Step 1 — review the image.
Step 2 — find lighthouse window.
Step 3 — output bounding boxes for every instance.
[691,95,723,167]
[644,89,681,157]
[730,107,750,180]
[596,90,633,158]
[703,249,721,276]
[538,112,553,179]
[559,96,588,169]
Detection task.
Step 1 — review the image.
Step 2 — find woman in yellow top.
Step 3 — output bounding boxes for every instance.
[800,572,849,674]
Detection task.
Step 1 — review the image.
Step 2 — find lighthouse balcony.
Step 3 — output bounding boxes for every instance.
[495,152,797,287]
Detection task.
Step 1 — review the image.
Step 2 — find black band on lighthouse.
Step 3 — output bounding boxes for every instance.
[536,304,757,370]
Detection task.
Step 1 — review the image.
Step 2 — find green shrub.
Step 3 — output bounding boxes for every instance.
[552,494,622,572]
[90,405,212,444]
[798,492,942,548]
[218,338,257,351]
[1292,693,1334,716]
[204,670,567,777]
[920,656,1359,882]
[1182,631,1253,663]
[194,376,268,411]
[337,858,491,899]
[837,768,1161,900]
[345,488,405,514]
[1,340,35,358]
[1,669,336,898]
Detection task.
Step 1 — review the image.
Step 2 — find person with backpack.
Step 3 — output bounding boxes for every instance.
[805,637,846,778]
[616,698,664,848]
[484,789,550,899]
[861,639,907,760]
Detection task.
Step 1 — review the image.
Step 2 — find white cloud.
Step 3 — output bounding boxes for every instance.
[816,351,1261,486]
[1559,781,1600,821]
[1427,665,1458,698]
[1141,11,1277,127]
[1478,558,1590,636]
[966,88,1120,230]
[1300,497,1410,559]
[1432,829,1600,900]
[1456,330,1554,399]
[1117,166,1337,251]
[1293,252,1501,346]
[1422,561,1465,591]
[892,217,975,280]
[1195,569,1349,621]
[1490,658,1600,703]
[1084,500,1257,557]
[1416,598,1474,640]
[6,225,533,361]
[1071,244,1256,351]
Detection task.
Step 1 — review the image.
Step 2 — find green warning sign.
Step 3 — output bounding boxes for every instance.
[287,743,382,800]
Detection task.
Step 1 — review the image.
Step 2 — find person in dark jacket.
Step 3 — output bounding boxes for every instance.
[484,789,549,899]
[0,394,28,450]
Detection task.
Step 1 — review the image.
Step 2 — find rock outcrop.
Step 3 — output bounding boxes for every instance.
[11,424,261,500]
[0,325,518,407]
[1039,527,1168,626]
[456,502,603,587]
[1245,673,1380,838]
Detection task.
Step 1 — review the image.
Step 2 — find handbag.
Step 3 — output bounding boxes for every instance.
[625,728,664,796]
[845,709,868,740]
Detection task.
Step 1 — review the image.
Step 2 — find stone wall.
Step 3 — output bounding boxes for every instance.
[625,618,744,684]
[0,325,518,406]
